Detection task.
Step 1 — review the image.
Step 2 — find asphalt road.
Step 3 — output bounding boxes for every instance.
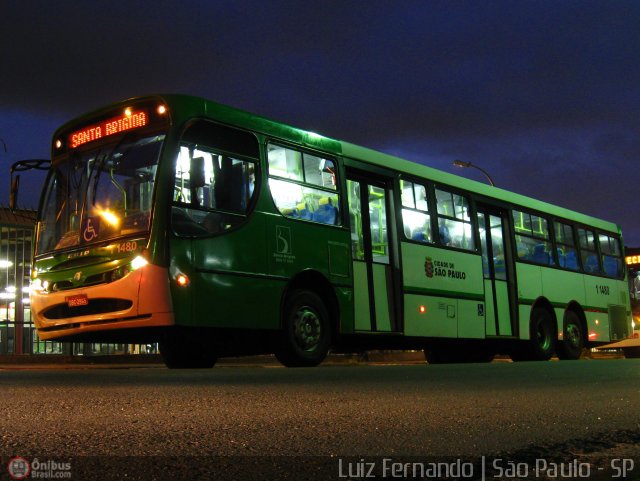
[1,360,639,480]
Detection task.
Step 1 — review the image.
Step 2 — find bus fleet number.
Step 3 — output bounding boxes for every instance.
[117,241,138,253]
[595,285,610,296]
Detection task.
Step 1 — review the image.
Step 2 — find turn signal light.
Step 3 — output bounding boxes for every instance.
[176,274,190,287]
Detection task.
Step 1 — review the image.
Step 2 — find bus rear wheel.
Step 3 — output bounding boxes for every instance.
[275,290,331,367]
[159,327,217,369]
[556,311,585,360]
[511,307,556,361]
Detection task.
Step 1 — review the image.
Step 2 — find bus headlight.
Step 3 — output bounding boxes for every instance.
[131,256,148,270]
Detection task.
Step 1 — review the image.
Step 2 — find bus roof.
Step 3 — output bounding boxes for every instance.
[58,94,622,235]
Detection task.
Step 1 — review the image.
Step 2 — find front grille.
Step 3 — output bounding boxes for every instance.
[43,298,133,320]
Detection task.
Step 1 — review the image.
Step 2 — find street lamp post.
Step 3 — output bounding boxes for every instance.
[452,159,496,186]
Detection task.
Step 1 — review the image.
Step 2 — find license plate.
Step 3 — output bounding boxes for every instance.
[66,294,89,308]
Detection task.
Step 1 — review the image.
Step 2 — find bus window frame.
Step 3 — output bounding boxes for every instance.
[594,229,625,280]
[432,183,477,252]
[266,140,342,227]
[397,175,437,246]
[508,205,626,280]
[170,119,261,238]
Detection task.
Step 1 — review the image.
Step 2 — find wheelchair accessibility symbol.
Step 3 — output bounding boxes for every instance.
[81,217,100,242]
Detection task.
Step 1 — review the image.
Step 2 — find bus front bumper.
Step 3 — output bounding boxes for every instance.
[31,264,175,341]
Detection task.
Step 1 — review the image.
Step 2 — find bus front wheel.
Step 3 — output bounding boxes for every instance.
[275,290,331,367]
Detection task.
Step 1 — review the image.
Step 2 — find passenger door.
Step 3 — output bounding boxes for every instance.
[347,171,400,332]
[476,206,516,336]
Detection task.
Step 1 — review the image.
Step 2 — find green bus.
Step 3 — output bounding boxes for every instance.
[16,94,632,367]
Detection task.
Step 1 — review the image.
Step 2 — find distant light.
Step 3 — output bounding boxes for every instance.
[0,260,13,269]
[157,105,167,115]
[5,286,16,293]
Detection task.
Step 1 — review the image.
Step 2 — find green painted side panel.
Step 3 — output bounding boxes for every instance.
[495,281,512,336]
[189,213,278,329]
[372,263,392,332]
[265,214,351,285]
[518,304,531,340]
[484,279,497,336]
[336,286,355,334]
[609,305,630,340]
[353,261,371,331]
[328,242,351,278]
[516,263,543,305]
[585,310,610,342]
[404,294,457,338]
[457,299,484,338]
[540,268,586,305]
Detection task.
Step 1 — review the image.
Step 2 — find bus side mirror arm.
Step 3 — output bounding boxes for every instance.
[8,159,51,213]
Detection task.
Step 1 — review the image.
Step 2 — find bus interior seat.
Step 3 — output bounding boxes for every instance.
[532,244,550,265]
[412,230,429,243]
[297,202,312,220]
[312,197,338,225]
[564,250,578,270]
[557,248,566,267]
[603,255,619,277]
[516,242,530,261]
[584,254,599,273]
[439,225,451,245]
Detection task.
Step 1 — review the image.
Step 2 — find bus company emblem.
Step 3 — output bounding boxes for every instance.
[273,226,296,264]
[74,271,82,281]
[425,257,434,278]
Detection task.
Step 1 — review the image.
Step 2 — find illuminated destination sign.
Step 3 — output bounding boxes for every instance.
[626,255,640,266]
[68,110,148,148]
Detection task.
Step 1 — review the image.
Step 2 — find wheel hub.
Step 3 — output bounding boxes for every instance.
[293,307,321,351]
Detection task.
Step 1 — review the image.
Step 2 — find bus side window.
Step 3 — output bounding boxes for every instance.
[172,120,259,236]
[268,143,340,226]
[512,210,554,265]
[435,188,473,250]
[400,180,432,244]
[578,228,600,274]
[599,233,623,278]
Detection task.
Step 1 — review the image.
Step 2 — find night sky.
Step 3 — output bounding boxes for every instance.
[2,1,639,244]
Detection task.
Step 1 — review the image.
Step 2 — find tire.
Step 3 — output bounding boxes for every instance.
[511,307,556,361]
[159,327,217,369]
[556,311,585,360]
[275,290,331,367]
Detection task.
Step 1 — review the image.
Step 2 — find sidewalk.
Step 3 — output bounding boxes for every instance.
[0,349,625,370]
[0,351,426,370]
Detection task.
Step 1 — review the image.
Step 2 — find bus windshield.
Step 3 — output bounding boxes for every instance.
[36,133,165,255]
